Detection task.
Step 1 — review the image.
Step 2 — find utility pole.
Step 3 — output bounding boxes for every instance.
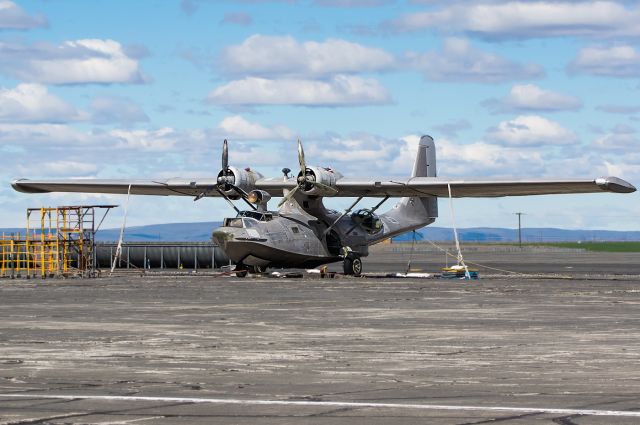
[515,212,524,247]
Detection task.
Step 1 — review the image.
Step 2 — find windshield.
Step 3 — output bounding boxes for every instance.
[237,210,275,221]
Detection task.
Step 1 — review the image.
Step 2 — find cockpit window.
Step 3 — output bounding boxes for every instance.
[351,209,383,234]
[236,210,275,222]
[224,218,243,228]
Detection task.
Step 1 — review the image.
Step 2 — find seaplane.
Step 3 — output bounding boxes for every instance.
[11,136,636,276]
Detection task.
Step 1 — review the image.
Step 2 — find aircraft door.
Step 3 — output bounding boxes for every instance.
[325,230,341,256]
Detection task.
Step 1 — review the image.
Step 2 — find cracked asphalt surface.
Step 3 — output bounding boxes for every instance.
[1,247,640,424]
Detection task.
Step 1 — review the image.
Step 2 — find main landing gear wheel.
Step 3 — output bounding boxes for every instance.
[234,262,248,277]
[343,253,362,277]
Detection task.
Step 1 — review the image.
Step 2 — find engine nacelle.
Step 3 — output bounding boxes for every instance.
[297,166,339,197]
[217,166,262,199]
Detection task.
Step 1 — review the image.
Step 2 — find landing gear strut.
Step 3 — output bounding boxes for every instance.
[343,252,362,277]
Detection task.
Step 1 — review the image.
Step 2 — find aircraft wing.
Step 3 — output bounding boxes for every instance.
[11,175,635,198]
[333,176,636,197]
[11,178,225,197]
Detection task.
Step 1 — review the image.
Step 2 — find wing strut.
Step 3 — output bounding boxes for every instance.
[110,184,132,276]
[345,196,390,236]
[323,196,363,237]
[447,183,470,279]
[216,188,242,215]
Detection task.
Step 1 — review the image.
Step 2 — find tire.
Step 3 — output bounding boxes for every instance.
[343,254,362,277]
[250,265,265,274]
[235,270,248,278]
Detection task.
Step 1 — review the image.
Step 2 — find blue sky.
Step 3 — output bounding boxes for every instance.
[0,0,638,231]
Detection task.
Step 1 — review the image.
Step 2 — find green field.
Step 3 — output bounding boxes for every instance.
[529,242,640,252]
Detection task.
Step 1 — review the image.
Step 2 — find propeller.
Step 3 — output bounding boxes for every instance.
[277,139,337,207]
[222,138,229,171]
[194,139,256,210]
[277,139,305,207]
[218,139,233,191]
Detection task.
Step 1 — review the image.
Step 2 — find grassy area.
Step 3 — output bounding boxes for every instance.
[528,242,640,252]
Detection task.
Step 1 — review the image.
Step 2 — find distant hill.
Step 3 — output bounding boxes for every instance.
[95,221,222,241]
[394,227,640,242]
[2,222,639,242]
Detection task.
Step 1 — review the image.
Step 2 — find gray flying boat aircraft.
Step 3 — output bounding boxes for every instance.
[12,136,636,276]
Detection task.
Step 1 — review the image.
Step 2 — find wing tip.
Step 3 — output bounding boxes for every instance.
[597,176,637,193]
[419,135,434,146]
[11,179,50,194]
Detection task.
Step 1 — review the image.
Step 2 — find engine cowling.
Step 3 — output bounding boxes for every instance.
[217,166,262,199]
[297,166,339,197]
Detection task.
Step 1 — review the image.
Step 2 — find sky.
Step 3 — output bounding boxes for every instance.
[0,0,638,231]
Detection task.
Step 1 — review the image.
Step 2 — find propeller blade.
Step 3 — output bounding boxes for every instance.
[278,185,299,207]
[297,139,306,175]
[222,139,229,174]
[310,181,338,195]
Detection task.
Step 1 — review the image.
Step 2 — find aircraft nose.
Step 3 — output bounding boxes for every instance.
[212,229,235,249]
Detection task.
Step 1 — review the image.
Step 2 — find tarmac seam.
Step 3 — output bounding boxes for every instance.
[2,394,640,418]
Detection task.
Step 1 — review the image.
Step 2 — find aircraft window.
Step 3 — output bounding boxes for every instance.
[291,226,300,234]
[237,210,274,222]
[351,209,383,233]
[243,218,256,228]
[225,218,243,228]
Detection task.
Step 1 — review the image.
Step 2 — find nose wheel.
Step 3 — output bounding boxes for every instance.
[343,252,362,277]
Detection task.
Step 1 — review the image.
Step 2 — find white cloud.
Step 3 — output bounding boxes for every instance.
[390,133,623,180]
[487,115,577,146]
[90,96,149,125]
[568,45,640,77]
[218,115,295,140]
[110,128,178,151]
[0,123,90,146]
[436,138,547,177]
[596,104,640,114]
[385,1,640,39]
[0,83,86,123]
[221,35,395,77]
[305,133,402,174]
[0,39,147,85]
[592,131,639,152]
[0,0,47,30]
[484,84,582,113]
[407,38,544,83]
[17,161,98,177]
[208,75,392,106]
[603,160,639,181]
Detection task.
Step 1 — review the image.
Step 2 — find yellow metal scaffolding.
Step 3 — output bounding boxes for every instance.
[0,205,116,278]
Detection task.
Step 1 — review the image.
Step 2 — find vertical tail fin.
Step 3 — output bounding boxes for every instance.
[404,135,438,219]
[413,135,437,178]
[377,136,438,241]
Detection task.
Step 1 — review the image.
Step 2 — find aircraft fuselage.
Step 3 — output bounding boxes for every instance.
[212,209,342,269]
